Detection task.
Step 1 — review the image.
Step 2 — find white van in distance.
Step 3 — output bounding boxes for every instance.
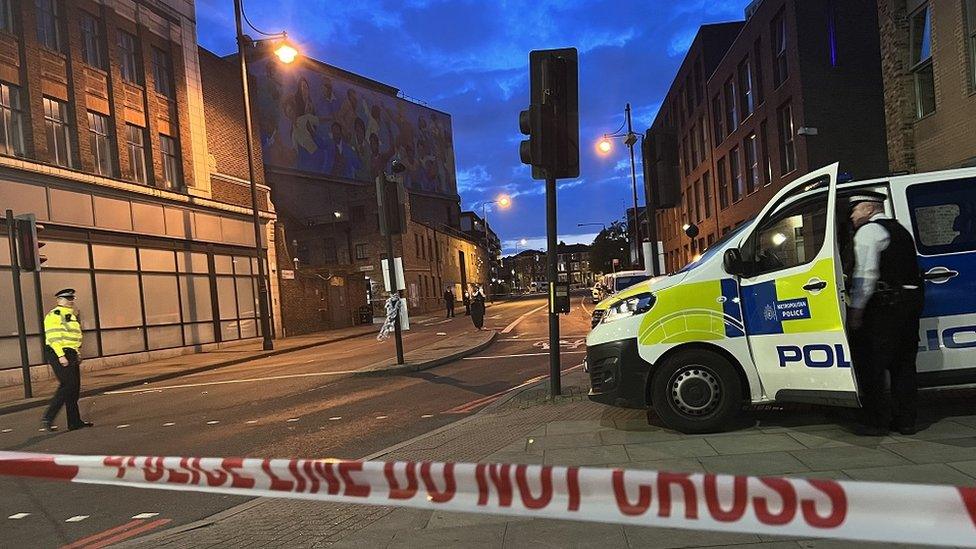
[585,163,976,433]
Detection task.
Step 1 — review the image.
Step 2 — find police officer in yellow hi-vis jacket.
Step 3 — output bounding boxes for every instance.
[41,288,93,432]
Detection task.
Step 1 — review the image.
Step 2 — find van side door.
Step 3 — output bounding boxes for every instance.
[735,163,859,406]
[900,175,976,382]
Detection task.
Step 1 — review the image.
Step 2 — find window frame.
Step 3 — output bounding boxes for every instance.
[126,123,148,184]
[906,176,976,256]
[43,97,73,168]
[702,171,712,219]
[118,30,142,85]
[151,46,173,98]
[743,192,828,277]
[0,0,13,34]
[717,157,730,210]
[711,95,725,144]
[745,133,760,195]
[160,134,182,189]
[910,4,936,117]
[35,0,62,52]
[80,11,104,69]
[738,58,754,118]
[778,102,797,175]
[771,9,789,88]
[87,111,113,176]
[0,81,25,157]
[730,146,743,204]
[967,0,976,90]
[724,78,738,133]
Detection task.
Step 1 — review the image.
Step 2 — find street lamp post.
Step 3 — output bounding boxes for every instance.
[598,103,644,271]
[479,196,510,296]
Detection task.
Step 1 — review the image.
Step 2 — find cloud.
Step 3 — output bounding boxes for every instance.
[457,165,492,193]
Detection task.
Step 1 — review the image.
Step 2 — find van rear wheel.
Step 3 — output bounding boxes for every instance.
[651,350,742,433]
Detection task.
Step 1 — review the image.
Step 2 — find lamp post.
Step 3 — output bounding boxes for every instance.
[235,0,297,351]
[479,195,511,295]
[597,103,643,270]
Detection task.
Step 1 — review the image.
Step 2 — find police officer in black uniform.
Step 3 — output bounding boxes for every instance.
[847,191,924,435]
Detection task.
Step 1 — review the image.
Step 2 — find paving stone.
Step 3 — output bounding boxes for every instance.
[790,446,909,471]
[387,523,506,549]
[502,518,627,548]
[599,429,686,445]
[427,510,530,529]
[622,525,763,548]
[785,429,904,449]
[625,439,717,461]
[526,431,603,450]
[883,438,976,464]
[947,459,976,479]
[545,419,614,435]
[705,433,808,455]
[900,420,976,441]
[612,417,655,430]
[696,543,801,549]
[481,451,546,465]
[785,431,854,449]
[544,445,630,466]
[842,463,976,485]
[615,458,707,473]
[699,452,810,476]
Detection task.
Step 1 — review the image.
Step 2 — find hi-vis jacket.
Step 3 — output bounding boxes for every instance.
[44,307,82,357]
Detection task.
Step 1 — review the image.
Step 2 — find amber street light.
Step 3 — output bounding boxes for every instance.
[235,0,299,350]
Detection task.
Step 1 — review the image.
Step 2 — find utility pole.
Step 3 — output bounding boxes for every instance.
[625,103,643,270]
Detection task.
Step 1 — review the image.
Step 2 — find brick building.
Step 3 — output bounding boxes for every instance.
[241,48,484,336]
[650,0,890,272]
[557,243,594,287]
[502,249,545,292]
[0,0,278,385]
[878,0,976,172]
[459,210,500,288]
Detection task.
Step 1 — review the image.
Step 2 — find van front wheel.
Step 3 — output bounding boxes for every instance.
[651,350,742,433]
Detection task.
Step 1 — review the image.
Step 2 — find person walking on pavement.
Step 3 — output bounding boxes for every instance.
[443,287,455,318]
[462,290,471,316]
[847,191,924,436]
[41,289,93,432]
[470,287,487,330]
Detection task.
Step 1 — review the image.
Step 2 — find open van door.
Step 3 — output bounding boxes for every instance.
[732,163,859,407]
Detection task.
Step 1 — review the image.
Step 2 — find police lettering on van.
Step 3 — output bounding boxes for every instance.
[585,163,976,433]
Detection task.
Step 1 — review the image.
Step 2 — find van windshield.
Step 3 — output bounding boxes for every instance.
[676,221,754,274]
[615,275,650,291]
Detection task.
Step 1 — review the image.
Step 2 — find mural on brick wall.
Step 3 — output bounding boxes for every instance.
[250,56,458,197]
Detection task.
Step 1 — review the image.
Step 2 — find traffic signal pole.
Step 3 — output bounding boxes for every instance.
[545,170,561,397]
[6,210,32,399]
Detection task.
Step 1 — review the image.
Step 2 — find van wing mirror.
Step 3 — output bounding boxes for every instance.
[724,248,745,276]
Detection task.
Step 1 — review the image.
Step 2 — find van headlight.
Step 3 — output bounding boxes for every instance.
[602,293,655,324]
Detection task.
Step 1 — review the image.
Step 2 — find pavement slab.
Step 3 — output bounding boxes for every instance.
[699,451,811,476]
[503,519,628,548]
[624,439,717,461]
[621,525,763,548]
[704,433,808,455]
[543,444,630,466]
[789,446,911,471]
[883,438,976,464]
[841,462,976,485]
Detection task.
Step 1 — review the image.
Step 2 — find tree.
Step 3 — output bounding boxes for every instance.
[589,218,629,275]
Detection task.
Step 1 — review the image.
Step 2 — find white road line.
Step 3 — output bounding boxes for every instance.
[580,296,592,316]
[104,369,368,394]
[328,416,342,421]
[162,422,175,427]
[65,515,89,523]
[462,350,587,360]
[206,420,220,425]
[420,414,434,418]
[131,513,159,519]
[436,332,447,336]
[8,513,29,519]
[116,424,130,429]
[375,415,388,420]
[287,418,299,423]
[501,304,548,334]
[1,428,12,433]
[245,420,258,425]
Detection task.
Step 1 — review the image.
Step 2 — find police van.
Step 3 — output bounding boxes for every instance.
[586,163,976,433]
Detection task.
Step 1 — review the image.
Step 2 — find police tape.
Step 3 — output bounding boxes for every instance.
[1,450,974,547]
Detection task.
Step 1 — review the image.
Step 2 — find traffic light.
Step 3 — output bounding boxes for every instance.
[375,174,407,236]
[518,48,579,180]
[14,214,45,271]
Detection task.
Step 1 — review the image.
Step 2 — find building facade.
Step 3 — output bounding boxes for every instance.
[878,0,976,172]
[557,243,594,287]
[0,0,278,386]
[243,48,481,335]
[459,210,500,290]
[650,0,890,272]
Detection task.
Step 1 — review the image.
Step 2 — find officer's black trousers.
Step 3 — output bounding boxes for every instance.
[43,347,82,427]
[852,301,921,428]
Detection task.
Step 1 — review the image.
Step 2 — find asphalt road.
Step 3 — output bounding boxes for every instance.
[0,295,593,547]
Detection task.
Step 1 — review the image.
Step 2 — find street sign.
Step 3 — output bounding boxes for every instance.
[281,270,295,280]
[381,257,406,291]
[358,264,374,272]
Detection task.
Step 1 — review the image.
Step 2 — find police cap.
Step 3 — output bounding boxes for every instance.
[55,288,76,299]
[847,190,887,207]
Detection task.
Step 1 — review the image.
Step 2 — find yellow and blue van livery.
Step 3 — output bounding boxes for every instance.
[586,163,976,433]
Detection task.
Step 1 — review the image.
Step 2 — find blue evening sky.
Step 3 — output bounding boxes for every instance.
[195,0,749,254]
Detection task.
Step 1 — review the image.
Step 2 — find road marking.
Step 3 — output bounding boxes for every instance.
[246,420,258,425]
[116,424,130,429]
[63,518,172,549]
[445,363,584,414]
[421,414,434,418]
[8,513,29,519]
[162,422,175,427]
[1,428,11,433]
[501,303,548,334]
[206,420,220,425]
[287,418,299,423]
[375,415,388,420]
[329,416,342,421]
[462,350,586,360]
[580,296,592,316]
[131,513,158,519]
[489,314,502,319]
[65,515,89,522]
[103,369,369,394]
[436,332,447,336]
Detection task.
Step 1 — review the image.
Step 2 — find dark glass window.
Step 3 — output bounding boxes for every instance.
[80,12,104,69]
[118,31,141,85]
[87,112,113,176]
[35,0,62,52]
[910,4,936,117]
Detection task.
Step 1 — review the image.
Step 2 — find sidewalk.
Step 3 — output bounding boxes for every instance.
[130,368,976,548]
[0,321,396,416]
